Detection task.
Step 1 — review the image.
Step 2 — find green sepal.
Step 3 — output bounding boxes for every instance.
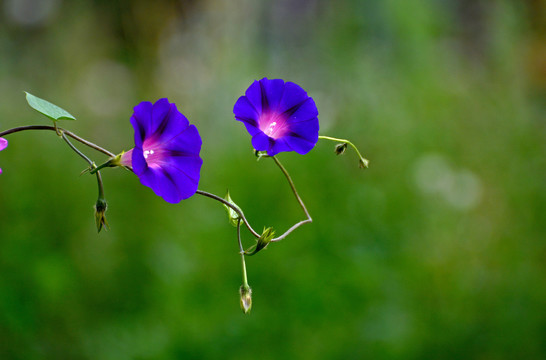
[223,191,241,227]
[88,153,126,175]
[246,227,275,256]
[25,92,76,121]
[254,150,269,161]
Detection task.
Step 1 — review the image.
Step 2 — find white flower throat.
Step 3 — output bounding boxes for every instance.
[143,149,155,159]
[265,121,277,136]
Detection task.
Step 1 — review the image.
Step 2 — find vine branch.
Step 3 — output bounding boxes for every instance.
[0,125,115,157]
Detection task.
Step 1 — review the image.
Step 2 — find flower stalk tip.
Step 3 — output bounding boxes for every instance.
[239,284,252,314]
[319,135,369,170]
[335,143,347,155]
[94,197,109,233]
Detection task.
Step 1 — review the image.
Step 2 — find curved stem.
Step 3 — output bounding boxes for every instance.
[237,219,249,288]
[195,190,260,238]
[0,125,115,157]
[96,170,105,200]
[319,135,369,168]
[60,131,94,166]
[271,156,310,219]
[270,156,312,242]
[196,156,313,245]
[61,131,106,202]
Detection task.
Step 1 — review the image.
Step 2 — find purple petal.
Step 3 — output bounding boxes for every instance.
[151,99,171,134]
[0,138,7,151]
[161,160,202,199]
[131,145,148,175]
[251,132,274,152]
[244,80,263,114]
[286,117,320,142]
[163,155,203,182]
[234,95,261,136]
[0,138,8,175]
[278,82,309,114]
[140,159,201,203]
[267,137,293,156]
[242,121,261,137]
[148,99,191,144]
[138,167,181,203]
[284,135,317,155]
[283,116,319,154]
[287,98,319,123]
[153,103,191,145]
[131,102,153,147]
[161,124,202,156]
[259,78,285,112]
[233,96,259,124]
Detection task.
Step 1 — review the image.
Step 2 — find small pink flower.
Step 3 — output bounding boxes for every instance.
[0,137,7,175]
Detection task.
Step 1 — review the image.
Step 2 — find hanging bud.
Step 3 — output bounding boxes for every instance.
[94,198,109,233]
[334,143,347,155]
[359,157,369,169]
[239,284,252,314]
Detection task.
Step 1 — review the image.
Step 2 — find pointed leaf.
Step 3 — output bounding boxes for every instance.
[25,92,76,121]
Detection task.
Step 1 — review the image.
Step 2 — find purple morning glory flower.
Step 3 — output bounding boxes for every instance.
[120,99,203,204]
[233,78,320,156]
[0,137,7,175]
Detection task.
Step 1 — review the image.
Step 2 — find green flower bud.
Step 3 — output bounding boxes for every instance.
[334,143,347,155]
[246,227,275,256]
[239,284,252,314]
[94,198,109,233]
[223,191,241,227]
[359,157,369,169]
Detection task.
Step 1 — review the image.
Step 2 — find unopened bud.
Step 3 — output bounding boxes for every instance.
[246,227,275,256]
[359,157,369,169]
[94,198,109,233]
[223,191,241,227]
[334,143,347,155]
[239,285,252,314]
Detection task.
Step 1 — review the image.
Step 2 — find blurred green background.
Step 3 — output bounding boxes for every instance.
[1,0,545,359]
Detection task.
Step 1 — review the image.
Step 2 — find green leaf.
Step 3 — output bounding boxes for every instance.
[223,191,241,227]
[25,92,76,121]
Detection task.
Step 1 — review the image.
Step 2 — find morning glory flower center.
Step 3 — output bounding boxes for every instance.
[266,122,277,136]
[259,112,287,139]
[143,149,155,159]
[142,138,165,168]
